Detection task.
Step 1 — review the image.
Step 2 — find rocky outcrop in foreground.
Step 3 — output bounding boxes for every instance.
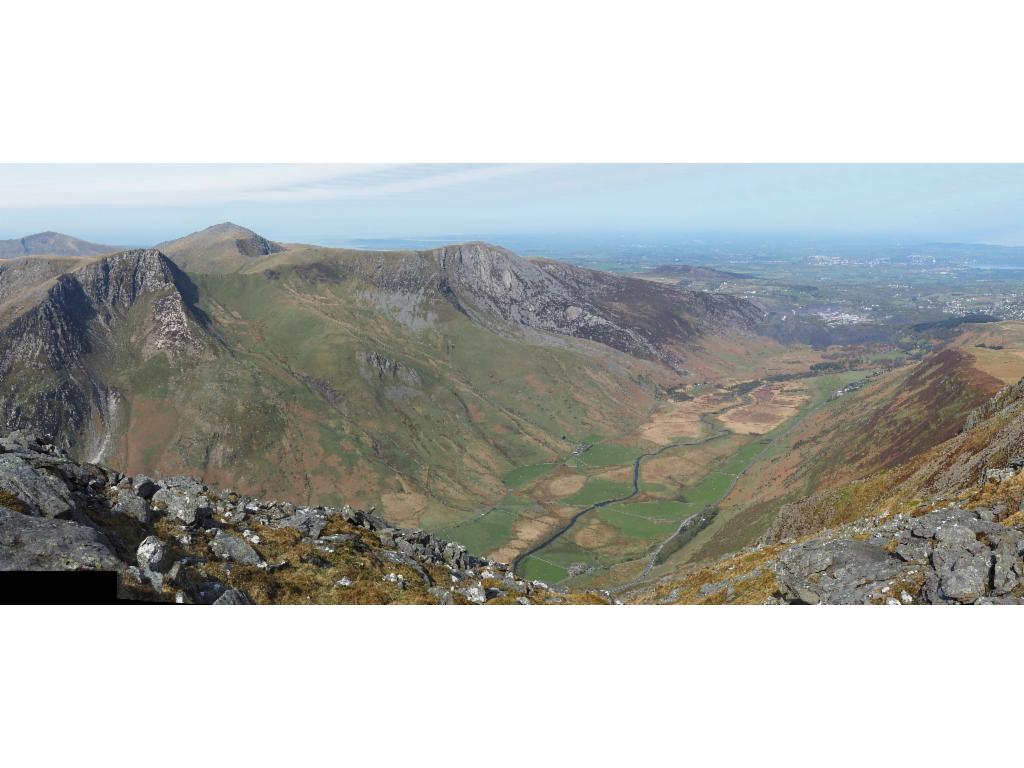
[771,503,1024,604]
[642,479,1024,605]
[0,431,611,605]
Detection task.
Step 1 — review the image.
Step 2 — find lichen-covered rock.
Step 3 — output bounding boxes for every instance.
[0,507,120,571]
[0,454,76,518]
[766,504,1024,605]
[208,529,263,566]
[774,539,907,604]
[136,535,173,589]
[152,486,212,526]
[112,490,151,524]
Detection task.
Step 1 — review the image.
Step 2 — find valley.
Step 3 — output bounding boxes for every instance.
[5,223,1024,600]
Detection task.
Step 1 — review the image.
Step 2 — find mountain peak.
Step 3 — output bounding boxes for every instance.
[0,231,118,258]
[202,222,253,235]
[157,223,284,272]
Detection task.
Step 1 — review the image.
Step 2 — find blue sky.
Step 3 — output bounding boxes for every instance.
[1,164,1022,246]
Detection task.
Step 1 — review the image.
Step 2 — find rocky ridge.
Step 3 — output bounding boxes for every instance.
[0,249,211,444]
[0,430,613,605]
[641,496,1024,606]
[295,241,766,370]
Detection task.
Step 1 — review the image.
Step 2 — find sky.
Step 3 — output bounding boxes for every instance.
[0,164,1022,247]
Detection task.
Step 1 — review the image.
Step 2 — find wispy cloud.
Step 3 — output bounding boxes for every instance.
[0,164,550,208]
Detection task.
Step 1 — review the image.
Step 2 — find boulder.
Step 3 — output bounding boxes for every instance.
[208,529,263,566]
[272,507,329,538]
[212,588,254,605]
[0,507,120,571]
[152,487,212,526]
[137,535,172,572]
[774,539,908,604]
[937,550,991,603]
[459,585,487,604]
[136,535,173,589]
[0,454,76,518]
[112,490,152,524]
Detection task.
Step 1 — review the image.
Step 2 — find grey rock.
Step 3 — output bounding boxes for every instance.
[894,536,931,565]
[208,530,263,566]
[378,549,433,585]
[0,507,120,570]
[112,490,151,524]
[975,506,997,522]
[356,351,422,389]
[428,586,454,604]
[992,538,1020,595]
[212,588,254,605]
[136,535,173,590]
[272,507,329,538]
[774,539,907,604]
[160,475,207,494]
[0,454,75,518]
[188,580,231,604]
[500,578,528,595]
[937,551,991,603]
[460,585,487,604]
[152,487,212,526]
[137,535,172,573]
[934,523,977,548]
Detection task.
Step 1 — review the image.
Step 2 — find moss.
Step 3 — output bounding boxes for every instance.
[0,488,28,514]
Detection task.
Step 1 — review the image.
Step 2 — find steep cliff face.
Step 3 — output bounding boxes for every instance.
[0,250,213,448]
[432,242,765,365]
[294,241,767,367]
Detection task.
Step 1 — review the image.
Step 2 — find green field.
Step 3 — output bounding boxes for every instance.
[567,442,639,469]
[561,477,635,507]
[434,495,535,556]
[519,555,569,583]
[597,505,678,539]
[528,385,831,581]
[502,463,556,489]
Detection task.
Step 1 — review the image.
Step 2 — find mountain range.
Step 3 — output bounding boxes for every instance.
[0,225,772,524]
[0,231,119,258]
[2,223,1022,603]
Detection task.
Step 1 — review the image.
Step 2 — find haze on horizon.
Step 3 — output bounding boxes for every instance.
[1,164,1022,248]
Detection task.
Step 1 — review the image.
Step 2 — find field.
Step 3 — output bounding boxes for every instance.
[717,382,809,435]
[501,369,856,585]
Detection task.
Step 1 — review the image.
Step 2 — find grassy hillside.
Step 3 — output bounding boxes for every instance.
[625,370,1024,605]
[100,264,662,534]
